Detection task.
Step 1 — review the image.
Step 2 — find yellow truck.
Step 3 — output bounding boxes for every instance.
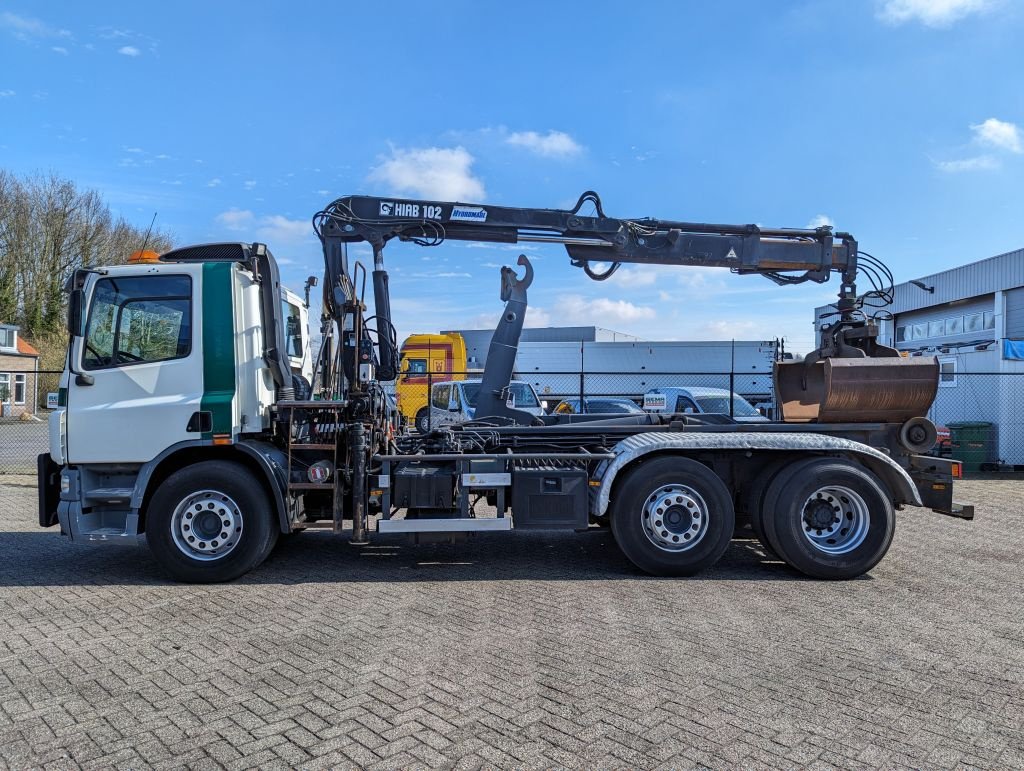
[395,332,467,430]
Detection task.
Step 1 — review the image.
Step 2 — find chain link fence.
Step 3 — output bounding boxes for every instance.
[4,369,1023,478]
[0,369,61,475]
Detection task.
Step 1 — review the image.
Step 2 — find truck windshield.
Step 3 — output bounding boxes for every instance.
[461,382,539,408]
[696,395,760,417]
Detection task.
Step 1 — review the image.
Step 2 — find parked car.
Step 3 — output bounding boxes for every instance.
[642,386,768,422]
[418,379,544,433]
[552,397,644,415]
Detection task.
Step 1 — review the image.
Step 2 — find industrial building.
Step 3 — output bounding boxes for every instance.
[814,247,1024,466]
[442,326,640,370]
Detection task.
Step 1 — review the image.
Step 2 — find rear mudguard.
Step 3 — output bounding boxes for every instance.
[592,431,921,518]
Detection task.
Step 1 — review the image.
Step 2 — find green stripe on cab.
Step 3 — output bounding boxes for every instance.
[200,262,236,439]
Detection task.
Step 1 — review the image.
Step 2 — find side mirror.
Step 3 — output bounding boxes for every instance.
[67,288,86,337]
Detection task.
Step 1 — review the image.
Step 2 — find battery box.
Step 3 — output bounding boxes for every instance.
[392,463,454,510]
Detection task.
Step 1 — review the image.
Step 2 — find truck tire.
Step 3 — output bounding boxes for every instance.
[610,456,734,576]
[761,458,895,579]
[415,408,431,434]
[145,461,279,583]
[740,456,792,555]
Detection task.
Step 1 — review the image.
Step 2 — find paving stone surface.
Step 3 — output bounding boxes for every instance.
[0,476,1021,769]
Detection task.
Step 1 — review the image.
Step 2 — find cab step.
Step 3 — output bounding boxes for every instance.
[377,517,512,534]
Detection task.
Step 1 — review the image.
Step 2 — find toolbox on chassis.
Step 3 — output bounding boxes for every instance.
[38,192,972,583]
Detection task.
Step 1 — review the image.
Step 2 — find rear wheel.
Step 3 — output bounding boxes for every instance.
[740,456,791,554]
[762,458,895,579]
[415,408,431,434]
[611,456,734,576]
[146,461,279,582]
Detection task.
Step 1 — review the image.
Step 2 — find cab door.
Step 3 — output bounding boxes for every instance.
[66,268,204,464]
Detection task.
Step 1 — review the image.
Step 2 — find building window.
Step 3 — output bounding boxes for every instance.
[938,358,956,387]
[895,326,907,343]
[13,373,25,405]
[946,316,963,334]
[964,313,984,333]
[0,373,8,401]
[983,311,995,330]
[912,322,927,340]
[0,328,13,350]
[928,320,945,338]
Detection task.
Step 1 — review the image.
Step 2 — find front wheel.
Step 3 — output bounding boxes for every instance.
[762,458,895,580]
[415,408,431,434]
[145,460,279,582]
[611,456,735,576]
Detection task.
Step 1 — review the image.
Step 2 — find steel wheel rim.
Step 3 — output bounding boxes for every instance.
[800,485,869,555]
[641,483,710,552]
[170,489,244,561]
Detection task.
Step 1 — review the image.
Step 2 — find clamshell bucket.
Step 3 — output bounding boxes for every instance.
[774,356,939,423]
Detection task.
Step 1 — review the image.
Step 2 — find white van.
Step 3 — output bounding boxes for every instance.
[418,379,544,432]
[642,386,768,423]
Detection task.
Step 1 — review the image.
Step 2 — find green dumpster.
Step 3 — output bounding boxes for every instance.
[946,421,993,473]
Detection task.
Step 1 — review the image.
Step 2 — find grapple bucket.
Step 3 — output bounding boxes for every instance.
[774,356,939,423]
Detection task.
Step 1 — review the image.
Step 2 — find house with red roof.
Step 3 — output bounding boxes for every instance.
[0,324,41,417]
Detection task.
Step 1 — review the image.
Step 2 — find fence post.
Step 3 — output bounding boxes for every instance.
[730,339,735,418]
[578,341,585,408]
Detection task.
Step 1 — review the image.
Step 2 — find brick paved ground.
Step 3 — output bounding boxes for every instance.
[0,476,1021,770]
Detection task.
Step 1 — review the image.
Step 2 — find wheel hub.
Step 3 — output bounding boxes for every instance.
[170,490,244,561]
[641,484,709,552]
[800,486,869,555]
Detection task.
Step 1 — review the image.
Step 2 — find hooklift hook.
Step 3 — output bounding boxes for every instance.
[499,254,534,302]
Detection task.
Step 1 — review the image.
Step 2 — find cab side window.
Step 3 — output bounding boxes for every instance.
[675,396,698,413]
[281,299,303,357]
[405,358,427,375]
[83,276,192,370]
[431,384,451,409]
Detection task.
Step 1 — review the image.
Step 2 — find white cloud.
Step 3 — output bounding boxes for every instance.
[935,155,999,172]
[0,12,71,39]
[256,215,311,245]
[0,90,14,98]
[214,210,314,253]
[877,0,993,26]
[468,306,553,329]
[244,180,257,190]
[118,45,140,57]
[505,130,583,158]
[206,178,222,187]
[123,146,143,153]
[696,320,762,339]
[215,208,255,231]
[971,117,1022,153]
[413,271,472,279]
[368,145,485,201]
[806,214,834,229]
[556,294,656,325]
[51,46,68,55]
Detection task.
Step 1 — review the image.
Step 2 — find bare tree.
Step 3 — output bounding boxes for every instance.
[0,170,173,338]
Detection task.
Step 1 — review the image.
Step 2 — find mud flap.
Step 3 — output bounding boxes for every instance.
[37,453,61,528]
[775,357,939,423]
[909,455,974,520]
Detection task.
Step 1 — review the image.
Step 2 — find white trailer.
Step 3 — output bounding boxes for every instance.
[513,340,780,405]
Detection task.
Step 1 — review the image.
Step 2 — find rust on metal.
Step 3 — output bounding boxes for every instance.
[774,357,939,423]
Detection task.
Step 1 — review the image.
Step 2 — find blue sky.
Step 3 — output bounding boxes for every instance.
[1,0,1021,353]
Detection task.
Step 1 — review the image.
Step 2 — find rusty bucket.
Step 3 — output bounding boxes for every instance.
[774,356,939,423]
